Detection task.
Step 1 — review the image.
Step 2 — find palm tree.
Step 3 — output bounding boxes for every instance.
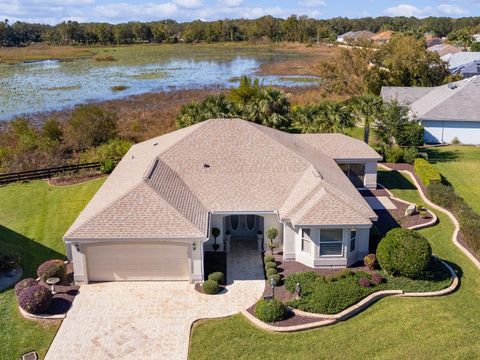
[293,101,354,134]
[348,94,384,144]
[242,87,291,129]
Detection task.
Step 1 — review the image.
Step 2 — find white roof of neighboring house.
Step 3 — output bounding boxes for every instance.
[337,30,374,41]
[65,119,379,241]
[381,76,480,122]
[442,52,480,69]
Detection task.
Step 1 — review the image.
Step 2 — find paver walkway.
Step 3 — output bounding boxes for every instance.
[45,239,264,360]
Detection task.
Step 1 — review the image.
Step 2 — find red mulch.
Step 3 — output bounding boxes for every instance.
[48,172,105,186]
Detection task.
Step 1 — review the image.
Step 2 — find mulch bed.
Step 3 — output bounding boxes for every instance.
[359,186,434,236]
[245,303,325,327]
[48,172,105,186]
[37,262,79,316]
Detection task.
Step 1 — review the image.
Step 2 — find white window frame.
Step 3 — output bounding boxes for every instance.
[301,228,311,254]
[350,229,357,252]
[319,229,344,257]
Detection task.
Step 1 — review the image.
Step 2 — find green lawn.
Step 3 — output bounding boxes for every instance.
[0,178,105,360]
[423,145,480,213]
[189,170,480,360]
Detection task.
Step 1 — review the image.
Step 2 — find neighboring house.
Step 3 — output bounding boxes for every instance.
[441,52,480,78]
[473,34,480,42]
[427,44,462,58]
[381,76,480,144]
[337,30,375,43]
[64,119,382,283]
[425,34,443,47]
[372,30,393,44]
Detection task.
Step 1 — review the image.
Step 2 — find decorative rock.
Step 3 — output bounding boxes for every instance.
[405,203,417,216]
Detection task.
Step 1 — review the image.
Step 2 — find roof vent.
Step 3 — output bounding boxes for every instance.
[153,142,158,146]
[312,168,323,178]
[448,83,458,90]
[203,163,210,168]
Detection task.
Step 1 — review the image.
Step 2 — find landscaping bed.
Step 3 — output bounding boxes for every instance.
[48,171,105,186]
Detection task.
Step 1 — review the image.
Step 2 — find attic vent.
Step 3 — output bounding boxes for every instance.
[448,83,458,90]
[203,163,210,168]
[312,168,323,178]
[153,142,158,146]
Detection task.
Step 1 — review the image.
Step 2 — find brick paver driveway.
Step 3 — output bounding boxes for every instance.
[45,239,264,360]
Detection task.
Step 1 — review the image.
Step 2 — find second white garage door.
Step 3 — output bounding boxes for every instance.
[85,242,190,281]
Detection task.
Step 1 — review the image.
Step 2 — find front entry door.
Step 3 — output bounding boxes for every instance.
[229,215,258,238]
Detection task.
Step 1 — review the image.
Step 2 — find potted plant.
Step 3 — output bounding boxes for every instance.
[211,227,221,252]
[266,227,278,255]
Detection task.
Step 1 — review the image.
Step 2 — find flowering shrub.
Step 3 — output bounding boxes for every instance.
[364,254,377,271]
[370,272,384,285]
[14,278,37,296]
[37,259,66,282]
[17,285,52,314]
[358,277,371,288]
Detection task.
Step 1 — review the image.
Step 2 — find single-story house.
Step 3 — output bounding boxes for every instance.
[64,119,382,283]
[441,52,480,78]
[473,34,480,42]
[425,33,443,47]
[337,30,375,43]
[372,30,393,44]
[427,44,461,58]
[381,76,480,144]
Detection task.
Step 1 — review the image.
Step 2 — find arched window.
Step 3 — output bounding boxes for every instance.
[246,215,256,231]
[230,215,239,231]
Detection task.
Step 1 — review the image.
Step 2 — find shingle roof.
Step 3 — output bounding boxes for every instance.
[442,52,480,69]
[381,87,434,105]
[65,119,379,241]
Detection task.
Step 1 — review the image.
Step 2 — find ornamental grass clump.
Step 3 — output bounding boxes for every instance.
[254,299,288,323]
[17,285,52,314]
[37,259,66,282]
[376,228,432,278]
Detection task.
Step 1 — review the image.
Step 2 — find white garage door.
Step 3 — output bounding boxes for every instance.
[85,242,190,281]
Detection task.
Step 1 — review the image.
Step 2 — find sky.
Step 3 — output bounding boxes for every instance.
[0,0,478,25]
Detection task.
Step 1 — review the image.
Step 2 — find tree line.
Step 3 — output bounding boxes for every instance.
[2,16,480,47]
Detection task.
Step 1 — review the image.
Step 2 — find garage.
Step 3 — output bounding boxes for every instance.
[85,242,190,282]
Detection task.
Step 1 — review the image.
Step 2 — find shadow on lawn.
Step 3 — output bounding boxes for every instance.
[0,225,65,281]
[378,170,416,190]
[423,148,460,163]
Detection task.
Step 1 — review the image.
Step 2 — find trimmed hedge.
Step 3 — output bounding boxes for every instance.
[414,158,441,186]
[264,261,277,270]
[14,278,37,296]
[376,228,432,278]
[207,272,225,285]
[428,182,480,254]
[266,268,278,277]
[254,300,288,323]
[264,255,275,263]
[37,259,66,282]
[17,285,52,314]
[202,280,219,295]
[268,273,281,285]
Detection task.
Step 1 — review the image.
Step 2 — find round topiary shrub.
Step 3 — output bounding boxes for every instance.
[264,255,275,263]
[202,279,219,295]
[264,261,277,270]
[266,268,278,277]
[268,273,281,286]
[254,299,288,323]
[376,228,432,278]
[14,278,37,296]
[17,285,52,314]
[37,259,66,282]
[208,272,224,285]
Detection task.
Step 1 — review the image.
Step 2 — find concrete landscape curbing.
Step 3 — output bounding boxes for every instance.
[379,164,480,270]
[18,306,66,320]
[243,259,458,333]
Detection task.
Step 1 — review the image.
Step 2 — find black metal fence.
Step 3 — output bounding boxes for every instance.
[0,160,118,185]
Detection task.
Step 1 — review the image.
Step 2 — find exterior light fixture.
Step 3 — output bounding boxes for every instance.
[192,242,196,251]
[74,243,80,252]
[270,276,277,299]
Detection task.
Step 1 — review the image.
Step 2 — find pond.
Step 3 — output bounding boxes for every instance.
[0,46,318,120]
